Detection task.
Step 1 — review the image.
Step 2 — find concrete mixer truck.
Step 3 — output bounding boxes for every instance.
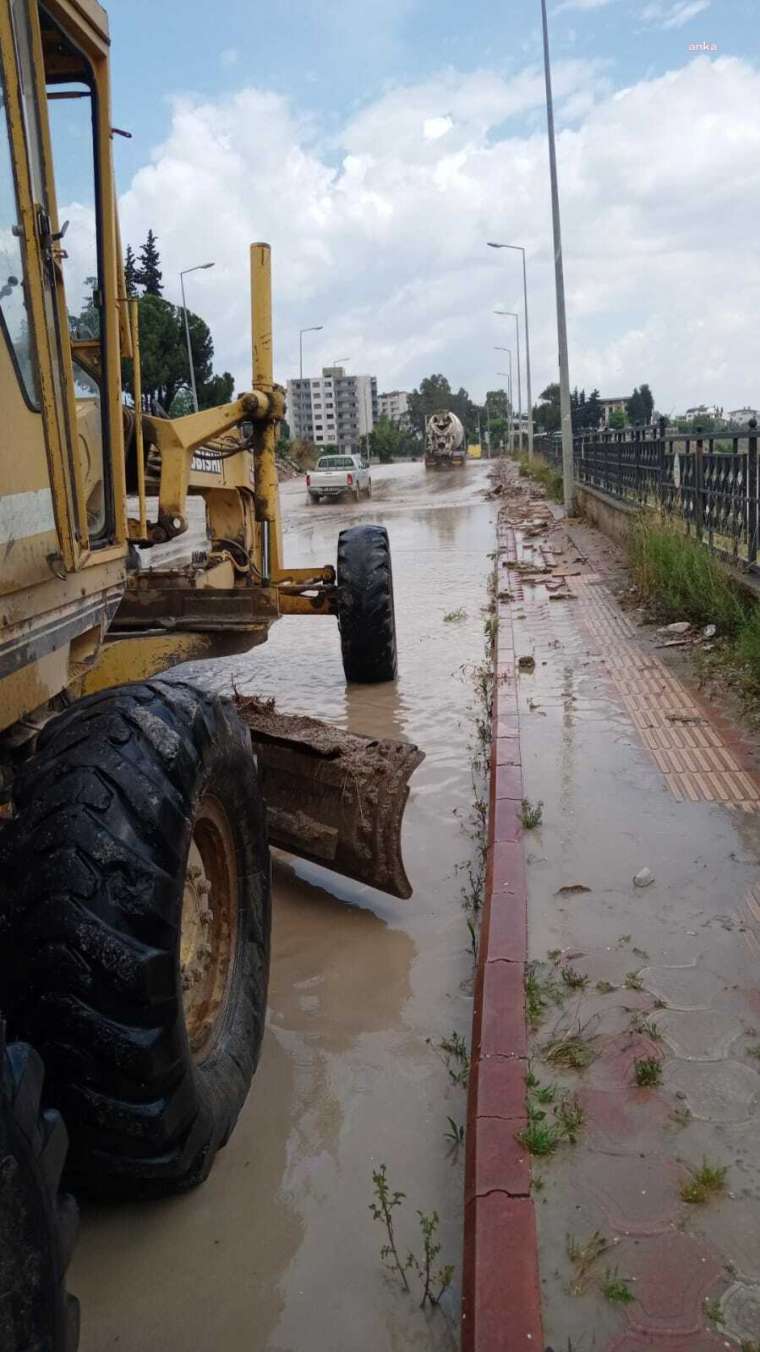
[425,411,466,468]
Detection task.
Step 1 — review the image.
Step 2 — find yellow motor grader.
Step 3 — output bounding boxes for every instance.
[0,3,421,1346]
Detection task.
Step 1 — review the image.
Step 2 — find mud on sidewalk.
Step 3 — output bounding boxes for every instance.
[467,460,760,1351]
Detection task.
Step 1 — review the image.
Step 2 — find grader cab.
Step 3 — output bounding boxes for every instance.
[0,2,420,1346]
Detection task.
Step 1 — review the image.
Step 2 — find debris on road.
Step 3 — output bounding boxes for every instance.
[633,866,655,888]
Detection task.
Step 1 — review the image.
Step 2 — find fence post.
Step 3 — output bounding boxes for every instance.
[749,419,758,566]
[694,427,704,542]
[658,416,667,510]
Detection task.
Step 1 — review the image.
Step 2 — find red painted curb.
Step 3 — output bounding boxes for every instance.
[462,523,543,1352]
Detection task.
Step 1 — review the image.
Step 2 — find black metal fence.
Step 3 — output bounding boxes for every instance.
[533,420,760,569]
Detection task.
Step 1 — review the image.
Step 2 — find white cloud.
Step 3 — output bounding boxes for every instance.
[640,1,711,30]
[555,0,616,12]
[118,54,760,413]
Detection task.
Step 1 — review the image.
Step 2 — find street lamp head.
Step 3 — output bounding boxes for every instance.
[487,242,506,249]
[200,262,215,270]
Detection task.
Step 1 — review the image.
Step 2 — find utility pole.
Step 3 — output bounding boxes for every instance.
[299,324,324,382]
[540,0,574,513]
[487,244,534,459]
[495,309,522,452]
[495,349,513,454]
[180,261,215,412]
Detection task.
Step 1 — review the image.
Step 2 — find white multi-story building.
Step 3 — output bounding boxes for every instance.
[378,390,410,425]
[727,407,759,424]
[286,367,378,452]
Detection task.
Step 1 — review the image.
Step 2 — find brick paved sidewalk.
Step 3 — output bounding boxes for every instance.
[465,471,760,1351]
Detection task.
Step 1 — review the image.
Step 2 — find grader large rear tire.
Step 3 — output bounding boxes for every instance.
[1,680,271,1199]
[0,1037,79,1352]
[337,524,398,683]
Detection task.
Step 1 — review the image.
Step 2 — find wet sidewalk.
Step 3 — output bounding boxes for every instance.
[468,467,760,1351]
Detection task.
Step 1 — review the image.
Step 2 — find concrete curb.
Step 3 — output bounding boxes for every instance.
[461,522,544,1351]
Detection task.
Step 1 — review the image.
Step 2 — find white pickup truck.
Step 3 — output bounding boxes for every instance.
[306,454,372,503]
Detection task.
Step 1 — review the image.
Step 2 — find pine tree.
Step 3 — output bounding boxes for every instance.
[136,229,163,296]
[124,244,137,297]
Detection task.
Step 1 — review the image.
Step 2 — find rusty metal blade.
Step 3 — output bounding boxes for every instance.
[236,697,424,899]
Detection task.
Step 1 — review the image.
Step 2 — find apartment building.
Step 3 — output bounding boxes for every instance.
[286,367,378,452]
[378,390,410,425]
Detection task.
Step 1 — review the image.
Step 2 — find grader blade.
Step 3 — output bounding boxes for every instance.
[236,698,424,900]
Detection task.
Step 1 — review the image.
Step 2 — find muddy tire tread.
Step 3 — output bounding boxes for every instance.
[1,679,271,1198]
[337,524,398,683]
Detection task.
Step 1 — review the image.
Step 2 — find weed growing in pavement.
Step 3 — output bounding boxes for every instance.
[634,1057,662,1087]
[406,1211,455,1309]
[525,963,564,1028]
[630,1013,662,1040]
[596,980,617,994]
[653,997,668,1010]
[561,966,589,991]
[624,970,645,991]
[437,1032,470,1087]
[370,1165,411,1292]
[443,607,466,623]
[747,1043,760,1059]
[602,1270,635,1305]
[632,946,650,961]
[547,948,562,963]
[520,798,544,829]
[566,1231,609,1294]
[520,1078,584,1157]
[544,1026,597,1071]
[369,1166,454,1308]
[444,1117,464,1148]
[466,917,479,962]
[555,1094,585,1142]
[680,1158,727,1204]
[518,1118,560,1157]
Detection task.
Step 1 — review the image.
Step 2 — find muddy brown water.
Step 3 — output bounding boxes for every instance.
[71,460,496,1351]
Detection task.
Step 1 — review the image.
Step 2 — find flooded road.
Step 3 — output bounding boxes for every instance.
[71,460,496,1351]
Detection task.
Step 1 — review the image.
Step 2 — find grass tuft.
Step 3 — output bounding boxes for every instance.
[517,452,564,503]
[634,1056,662,1087]
[680,1158,727,1204]
[443,607,466,623]
[520,798,544,829]
[602,1270,635,1304]
[629,518,746,634]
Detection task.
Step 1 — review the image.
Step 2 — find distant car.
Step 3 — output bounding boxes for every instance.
[306,454,372,503]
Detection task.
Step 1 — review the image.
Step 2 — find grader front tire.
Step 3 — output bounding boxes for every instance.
[337,524,398,684]
[2,680,271,1198]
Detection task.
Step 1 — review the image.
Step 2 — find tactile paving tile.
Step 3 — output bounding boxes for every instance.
[571,574,760,810]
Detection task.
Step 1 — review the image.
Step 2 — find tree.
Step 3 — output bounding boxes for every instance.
[369,415,406,463]
[122,294,232,413]
[124,245,137,298]
[626,384,655,426]
[136,229,163,296]
[608,410,626,430]
[571,387,603,432]
[534,383,560,433]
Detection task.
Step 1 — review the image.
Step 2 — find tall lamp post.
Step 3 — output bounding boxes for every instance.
[495,309,522,452]
[299,324,324,381]
[540,0,574,512]
[495,349,513,453]
[180,261,215,412]
[487,241,534,461]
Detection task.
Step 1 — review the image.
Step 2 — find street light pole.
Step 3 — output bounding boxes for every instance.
[495,348,513,454]
[540,0,574,512]
[299,324,324,382]
[495,309,522,453]
[487,242,534,461]
[180,261,215,412]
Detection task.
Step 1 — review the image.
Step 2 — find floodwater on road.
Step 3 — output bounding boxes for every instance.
[71,460,496,1351]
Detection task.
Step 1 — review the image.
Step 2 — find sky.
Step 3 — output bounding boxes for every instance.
[98,0,760,414]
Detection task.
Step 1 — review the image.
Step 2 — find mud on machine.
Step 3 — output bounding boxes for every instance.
[0,2,421,1346]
